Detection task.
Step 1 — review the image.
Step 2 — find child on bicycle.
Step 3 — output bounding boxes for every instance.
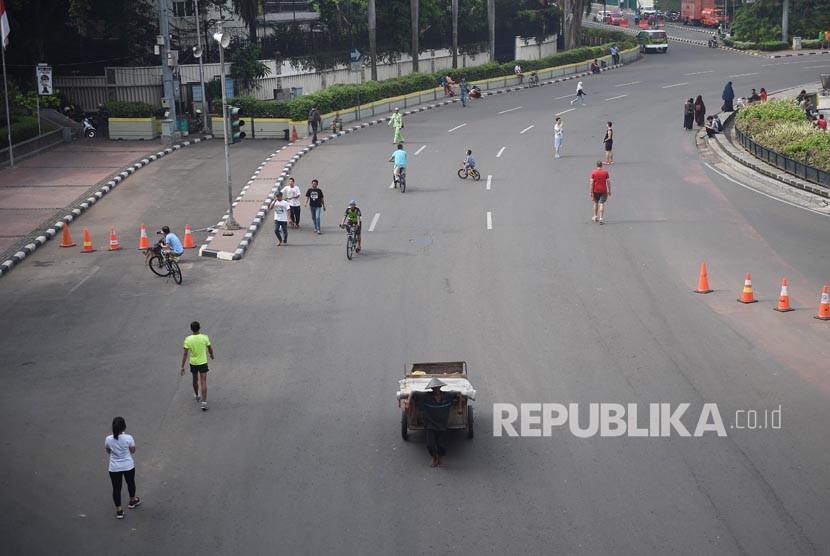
[340,200,362,252]
[463,149,476,171]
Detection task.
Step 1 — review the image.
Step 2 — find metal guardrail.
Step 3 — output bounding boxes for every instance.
[734,123,830,189]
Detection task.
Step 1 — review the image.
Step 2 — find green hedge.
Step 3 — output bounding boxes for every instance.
[724,39,790,51]
[0,116,41,144]
[216,36,635,122]
[105,100,156,118]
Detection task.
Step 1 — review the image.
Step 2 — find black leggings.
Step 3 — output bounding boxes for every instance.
[109,468,136,507]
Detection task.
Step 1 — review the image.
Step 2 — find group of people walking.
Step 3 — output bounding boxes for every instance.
[268,177,327,245]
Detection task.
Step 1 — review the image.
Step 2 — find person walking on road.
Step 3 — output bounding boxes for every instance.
[721,81,735,112]
[570,81,586,105]
[459,76,469,107]
[590,161,611,224]
[105,416,140,519]
[683,98,695,130]
[694,95,706,127]
[388,107,404,143]
[554,117,564,158]
[305,179,326,234]
[181,321,214,410]
[308,106,322,143]
[269,191,291,246]
[281,177,302,228]
[603,122,614,164]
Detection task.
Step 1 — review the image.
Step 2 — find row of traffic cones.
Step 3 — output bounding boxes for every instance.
[694,261,830,320]
[60,223,196,252]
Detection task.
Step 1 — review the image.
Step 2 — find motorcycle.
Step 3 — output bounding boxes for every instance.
[82,117,97,138]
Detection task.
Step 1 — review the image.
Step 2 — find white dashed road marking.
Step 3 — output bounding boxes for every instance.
[554,94,574,100]
[662,82,689,89]
[498,106,522,114]
[368,213,380,232]
[605,94,628,101]
[448,123,467,133]
[614,81,641,87]
[556,108,576,116]
[520,125,534,134]
[729,72,759,77]
[684,70,714,76]
[414,145,427,155]
[486,175,492,191]
[486,212,493,230]
[496,147,506,158]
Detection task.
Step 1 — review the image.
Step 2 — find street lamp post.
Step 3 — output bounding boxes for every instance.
[214,29,240,230]
[193,0,210,132]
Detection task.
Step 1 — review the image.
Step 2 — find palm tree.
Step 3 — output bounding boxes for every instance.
[368,0,377,80]
[232,0,261,44]
[452,0,458,68]
[411,0,419,72]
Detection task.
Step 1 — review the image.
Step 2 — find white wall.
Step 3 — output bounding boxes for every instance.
[514,35,558,61]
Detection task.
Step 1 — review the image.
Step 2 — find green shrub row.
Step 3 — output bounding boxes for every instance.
[105,100,157,118]
[722,39,790,51]
[214,35,635,122]
[0,116,41,144]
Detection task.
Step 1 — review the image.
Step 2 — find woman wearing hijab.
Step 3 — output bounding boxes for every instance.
[570,81,586,105]
[722,81,735,112]
[694,95,706,127]
[683,98,695,130]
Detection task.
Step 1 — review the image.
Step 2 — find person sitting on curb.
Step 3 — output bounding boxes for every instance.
[590,59,601,74]
[705,116,718,138]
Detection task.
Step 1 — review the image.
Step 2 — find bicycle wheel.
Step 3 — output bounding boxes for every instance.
[399,172,406,193]
[346,234,355,260]
[457,168,468,179]
[169,260,182,284]
[472,169,481,181]
[149,254,170,276]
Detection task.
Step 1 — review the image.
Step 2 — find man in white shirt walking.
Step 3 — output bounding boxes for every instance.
[281,177,302,228]
[269,191,291,246]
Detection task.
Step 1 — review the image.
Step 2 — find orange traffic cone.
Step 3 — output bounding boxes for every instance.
[815,285,830,321]
[773,278,793,312]
[108,227,121,251]
[81,228,95,253]
[291,125,298,141]
[59,223,76,248]
[694,261,712,293]
[737,272,757,303]
[138,224,150,250]
[183,224,196,249]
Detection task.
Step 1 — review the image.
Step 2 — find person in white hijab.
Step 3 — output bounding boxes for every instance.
[570,81,586,105]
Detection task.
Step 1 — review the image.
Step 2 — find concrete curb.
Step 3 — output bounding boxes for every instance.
[0,135,214,278]
[197,63,630,261]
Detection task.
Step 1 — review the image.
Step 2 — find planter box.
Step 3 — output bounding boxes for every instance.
[251,118,290,139]
[109,118,158,140]
[211,117,225,138]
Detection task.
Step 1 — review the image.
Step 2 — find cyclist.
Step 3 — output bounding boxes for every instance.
[160,226,184,259]
[463,149,476,173]
[388,143,407,188]
[340,200,362,252]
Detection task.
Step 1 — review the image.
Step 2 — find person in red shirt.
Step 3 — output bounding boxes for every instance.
[590,161,611,224]
[759,88,768,102]
[815,114,827,130]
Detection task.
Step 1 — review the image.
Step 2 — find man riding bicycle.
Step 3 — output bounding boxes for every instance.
[389,143,407,188]
[160,226,184,259]
[340,200,362,252]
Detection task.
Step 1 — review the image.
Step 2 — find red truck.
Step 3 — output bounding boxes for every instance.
[681,0,728,27]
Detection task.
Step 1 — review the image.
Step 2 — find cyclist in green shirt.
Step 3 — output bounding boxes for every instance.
[180,321,215,411]
[340,200,362,252]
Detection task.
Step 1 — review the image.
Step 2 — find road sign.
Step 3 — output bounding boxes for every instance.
[350,48,361,63]
[36,65,53,96]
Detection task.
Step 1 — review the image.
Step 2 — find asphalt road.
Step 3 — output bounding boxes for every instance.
[1,41,829,555]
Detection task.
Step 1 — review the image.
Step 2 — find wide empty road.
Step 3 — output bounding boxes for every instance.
[1,41,828,555]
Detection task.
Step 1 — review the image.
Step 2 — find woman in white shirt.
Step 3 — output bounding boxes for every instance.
[104,416,140,519]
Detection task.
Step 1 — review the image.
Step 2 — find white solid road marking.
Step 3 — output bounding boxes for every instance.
[520,125,534,134]
[803,65,830,70]
[496,146,506,158]
[729,72,759,77]
[605,94,628,101]
[368,212,380,232]
[662,82,689,89]
[414,145,427,155]
[684,70,714,76]
[498,106,522,114]
[614,81,641,87]
[762,60,816,67]
[486,175,492,190]
[66,266,100,297]
[704,163,829,218]
[448,123,467,133]
[486,211,493,230]
[556,108,576,116]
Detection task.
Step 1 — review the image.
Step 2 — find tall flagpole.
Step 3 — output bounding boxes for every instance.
[1,43,13,168]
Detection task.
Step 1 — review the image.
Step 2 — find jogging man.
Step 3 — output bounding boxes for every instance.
[590,161,611,224]
[161,226,184,258]
[340,200,362,252]
[180,321,214,411]
[554,117,564,158]
[389,143,407,188]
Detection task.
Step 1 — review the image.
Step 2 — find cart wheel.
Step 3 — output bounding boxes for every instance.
[401,410,409,441]
[467,406,474,439]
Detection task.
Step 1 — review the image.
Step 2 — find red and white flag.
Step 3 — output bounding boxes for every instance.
[0,0,9,48]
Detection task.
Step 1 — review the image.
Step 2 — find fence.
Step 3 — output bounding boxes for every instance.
[735,123,830,189]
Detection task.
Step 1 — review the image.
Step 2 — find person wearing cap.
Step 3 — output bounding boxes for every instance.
[414,378,459,467]
[340,200,362,252]
[388,107,404,144]
[161,226,184,258]
[269,191,291,246]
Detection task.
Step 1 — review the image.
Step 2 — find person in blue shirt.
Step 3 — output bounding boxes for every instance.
[463,149,475,170]
[388,143,408,188]
[161,225,184,257]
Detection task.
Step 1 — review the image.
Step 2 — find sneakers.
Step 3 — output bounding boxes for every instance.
[316,230,321,235]
[201,401,208,411]
[128,497,141,509]
[555,153,560,159]
[194,393,200,402]
[116,509,124,519]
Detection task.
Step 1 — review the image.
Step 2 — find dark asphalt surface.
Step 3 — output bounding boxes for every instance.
[1,41,829,555]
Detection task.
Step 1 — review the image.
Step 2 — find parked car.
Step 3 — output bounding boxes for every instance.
[594,9,610,22]
[608,12,626,25]
[667,10,681,21]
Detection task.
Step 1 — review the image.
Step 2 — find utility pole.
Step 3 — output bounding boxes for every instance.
[368,0,377,81]
[781,0,789,43]
[411,0,419,72]
[488,0,495,62]
[158,0,179,143]
[193,0,210,132]
[452,0,458,69]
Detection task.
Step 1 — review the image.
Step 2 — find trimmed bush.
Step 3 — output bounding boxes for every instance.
[0,116,41,144]
[211,96,291,118]
[106,101,156,118]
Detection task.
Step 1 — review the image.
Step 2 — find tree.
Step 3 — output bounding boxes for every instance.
[230,44,271,92]
[561,0,587,50]
[368,0,377,79]
[488,0,495,61]
[232,0,262,43]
